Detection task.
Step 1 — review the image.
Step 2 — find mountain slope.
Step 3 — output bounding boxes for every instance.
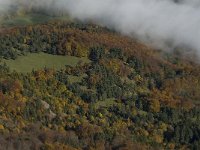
[0,21,199,149]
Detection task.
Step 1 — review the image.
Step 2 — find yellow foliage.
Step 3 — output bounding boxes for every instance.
[149,99,160,112]
[131,109,137,116]
[152,134,163,144]
[135,75,143,83]
[101,59,121,74]
[57,84,67,93]
[113,120,128,134]
[98,113,103,118]
[0,124,4,130]
[76,44,88,57]
[58,126,65,132]
[167,143,176,150]
[99,118,108,126]
[159,123,168,132]
[139,129,149,137]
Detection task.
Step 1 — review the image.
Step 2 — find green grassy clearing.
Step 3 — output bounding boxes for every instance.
[3,53,90,73]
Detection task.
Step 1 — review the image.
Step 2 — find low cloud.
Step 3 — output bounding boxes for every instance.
[1,0,200,55]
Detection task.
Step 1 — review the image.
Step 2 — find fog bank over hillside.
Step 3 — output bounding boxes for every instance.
[64,0,200,53]
[0,0,200,55]
[0,0,12,13]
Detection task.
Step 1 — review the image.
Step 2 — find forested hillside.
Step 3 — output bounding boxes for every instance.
[0,21,200,150]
